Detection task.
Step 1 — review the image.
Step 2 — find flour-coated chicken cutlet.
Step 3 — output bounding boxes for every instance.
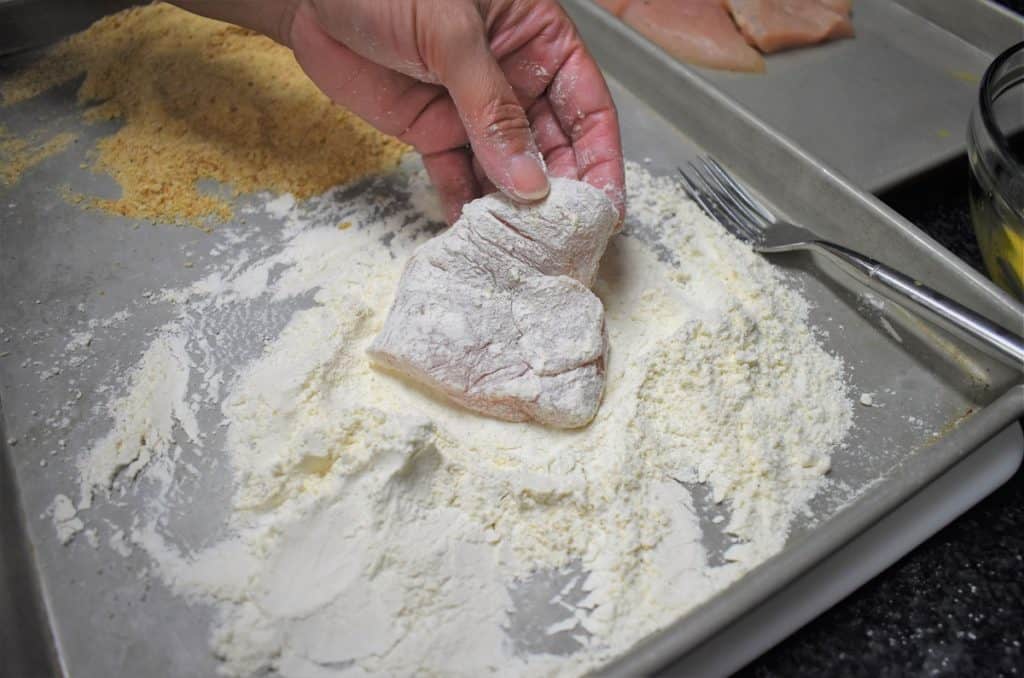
[369,178,618,429]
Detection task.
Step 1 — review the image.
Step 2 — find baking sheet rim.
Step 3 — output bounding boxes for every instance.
[557,1,1024,674]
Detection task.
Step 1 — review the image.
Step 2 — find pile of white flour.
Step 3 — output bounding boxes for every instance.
[63,159,852,676]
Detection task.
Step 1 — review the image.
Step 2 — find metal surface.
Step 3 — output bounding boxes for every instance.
[4,0,1018,190]
[0,413,62,678]
[679,156,1024,368]
[0,0,138,56]
[666,423,1024,677]
[557,2,1024,673]
[1,4,1024,678]
[892,0,1024,57]
[673,0,1024,193]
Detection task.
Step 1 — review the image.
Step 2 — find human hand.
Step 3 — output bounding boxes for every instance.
[177,0,625,223]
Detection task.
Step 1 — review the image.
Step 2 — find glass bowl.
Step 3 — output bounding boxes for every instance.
[967,41,1024,301]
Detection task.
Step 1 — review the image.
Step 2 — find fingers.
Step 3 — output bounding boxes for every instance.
[429,14,550,204]
[547,44,626,218]
[486,2,625,216]
[493,6,574,103]
[527,98,576,180]
[288,1,544,216]
[471,156,498,196]
[423,148,481,225]
[291,1,625,223]
[290,3,469,155]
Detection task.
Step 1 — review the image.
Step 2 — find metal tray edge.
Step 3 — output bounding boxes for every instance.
[563,0,1024,331]
[0,397,64,678]
[557,1,1024,673]
[2,3,1020,675]
[599,386,1024,677]
[891,0,1024,57]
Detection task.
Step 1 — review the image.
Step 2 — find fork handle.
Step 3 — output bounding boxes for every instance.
[812,242,1024,369]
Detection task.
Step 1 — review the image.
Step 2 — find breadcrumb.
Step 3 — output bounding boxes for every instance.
[0,126,76,185]
[1,3,409,226]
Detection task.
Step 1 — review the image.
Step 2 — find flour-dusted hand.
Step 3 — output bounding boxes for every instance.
[173,0,625,224]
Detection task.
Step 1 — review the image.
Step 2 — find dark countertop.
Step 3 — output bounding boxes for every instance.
[738,17,1024,673]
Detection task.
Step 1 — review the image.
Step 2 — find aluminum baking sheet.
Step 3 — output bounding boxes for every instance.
[621,0,1024,193]
[1,4,1023,676]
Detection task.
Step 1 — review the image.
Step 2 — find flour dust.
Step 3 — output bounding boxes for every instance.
[51,157,852,676]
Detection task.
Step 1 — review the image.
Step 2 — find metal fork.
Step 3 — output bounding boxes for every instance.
[678,156,1024,369]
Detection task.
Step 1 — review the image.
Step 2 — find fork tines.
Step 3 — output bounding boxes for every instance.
[677,156,774,247]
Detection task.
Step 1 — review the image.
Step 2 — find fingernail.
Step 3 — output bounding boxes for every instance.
[506,153,550,202]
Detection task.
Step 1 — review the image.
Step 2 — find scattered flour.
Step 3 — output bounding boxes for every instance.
[108,527,133,557]
[77,330,199,509]
[48,494,84,544]
[56,159,852,676]
[263,193,296,220]
[65,330,93,352]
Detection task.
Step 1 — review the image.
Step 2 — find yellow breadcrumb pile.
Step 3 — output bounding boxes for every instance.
[0,126,77,184]
[1,3,409,226]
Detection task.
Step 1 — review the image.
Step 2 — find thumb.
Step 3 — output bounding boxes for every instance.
[433,19,549,203]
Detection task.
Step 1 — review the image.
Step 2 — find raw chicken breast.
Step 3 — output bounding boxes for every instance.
[593,0,631,16]
[726,0,854,53]
[369,179,618,429]
[622,0,765,73]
